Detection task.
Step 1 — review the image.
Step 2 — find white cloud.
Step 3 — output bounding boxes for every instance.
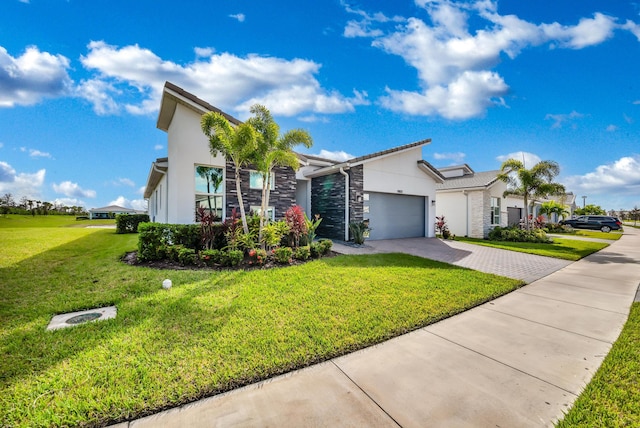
[623,20,640,42]
[0,45,72,107]
[545,111,584,129]
[229,13,245,23]
[0,142,3,149]
[154,144,164,150]
[29,149,52,158]
[298,115,330,123]
[0,161,45,200]
[109,196,147,211]
[75,78,120,115]
[541,13,617,49]
[52,181,96,198]
[606,124,618,132]
[345,1,622,119]
[77,41,367,117]
[379,70,508,119]
[194,47,214,58]
[314,149,354,162]
[53,198,86,208]
[112,177,135,187]
[496,151,542,169]
[433,151,466,164]
[564,155,640,197]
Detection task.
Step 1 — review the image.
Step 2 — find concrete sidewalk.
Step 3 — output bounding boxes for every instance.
[115,228,640,428]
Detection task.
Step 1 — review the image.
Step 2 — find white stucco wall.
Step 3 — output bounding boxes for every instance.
[436,181,509,238]
[149,174,168,223]
[434,191,470,237]
[166,103,226,224]
[363,147,438,237]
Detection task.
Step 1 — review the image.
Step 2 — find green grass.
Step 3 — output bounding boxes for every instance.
[555,229,623,240]
[557,303,640,427]
[0,214,115,228]
[455,237,608,260]
[0,216,523,427]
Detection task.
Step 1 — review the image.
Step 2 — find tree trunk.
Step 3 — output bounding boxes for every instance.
[235,168,249,234]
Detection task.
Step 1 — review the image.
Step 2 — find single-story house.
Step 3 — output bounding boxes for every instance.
[435,164,509,238]
[144,81,445,240]
[508,192,577,223]
[89,205,136,219]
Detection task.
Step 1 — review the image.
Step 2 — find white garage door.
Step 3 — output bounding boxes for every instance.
[365,192,426,240]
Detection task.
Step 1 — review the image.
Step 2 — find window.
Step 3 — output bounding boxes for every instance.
[250,205,275,221]
[250,171,275,190]
[491,197,501,225]
[195,166,224,221]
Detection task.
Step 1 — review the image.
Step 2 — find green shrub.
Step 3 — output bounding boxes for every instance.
[310,242,321,258]
[165,244,184,263]
[488,226,551,243]
[221,249,244,267]
[173,224,202,250]
[349,221,369,245]
[200,249,222,267]
[273,247,293,264]
[116,214,150,234]
[545,223,574,233]
[318,239,333,255]
[137,223,203,261]
[293,245,310,261]
[177,247,198,265]
[262,221,290,249]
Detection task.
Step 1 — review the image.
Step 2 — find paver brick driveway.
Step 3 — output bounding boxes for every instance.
[332,237,573,283]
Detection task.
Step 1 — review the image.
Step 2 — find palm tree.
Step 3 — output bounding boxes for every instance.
[497,159,565,230]
[201,112,257,234]
[246,105,313,244]
[538,200,569,223]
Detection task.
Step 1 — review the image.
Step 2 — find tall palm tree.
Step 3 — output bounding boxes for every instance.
[497,159,565,230]
[246,105,312,244]
[201,112,258,234]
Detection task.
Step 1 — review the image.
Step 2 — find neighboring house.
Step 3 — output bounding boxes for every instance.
[435,165,509,238]
[89,205,136,219]
[513,192,577,223]
[144,81,444,240]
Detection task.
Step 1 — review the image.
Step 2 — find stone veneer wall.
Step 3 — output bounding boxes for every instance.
[468,190,485,239]
[225,161,297,220]
[311,172,345,240]
[311,166,364,241]
[348,165,364,227]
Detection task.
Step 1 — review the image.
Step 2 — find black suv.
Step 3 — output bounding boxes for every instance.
[560,215,623,232]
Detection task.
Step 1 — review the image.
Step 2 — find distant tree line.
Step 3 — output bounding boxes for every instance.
[0,193,88,216]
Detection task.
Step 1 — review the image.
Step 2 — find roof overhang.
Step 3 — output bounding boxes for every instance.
[143,158,168,199]
[302,139,432,178]
[417,160,445,183]
[156,82,242,132]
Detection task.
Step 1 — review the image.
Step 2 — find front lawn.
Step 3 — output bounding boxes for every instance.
[557,303,640,427]
[555,229,623,240]
[0,219,522,427]
[455,236,608,260]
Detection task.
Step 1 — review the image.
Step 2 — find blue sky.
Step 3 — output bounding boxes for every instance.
[1,0,639,212]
